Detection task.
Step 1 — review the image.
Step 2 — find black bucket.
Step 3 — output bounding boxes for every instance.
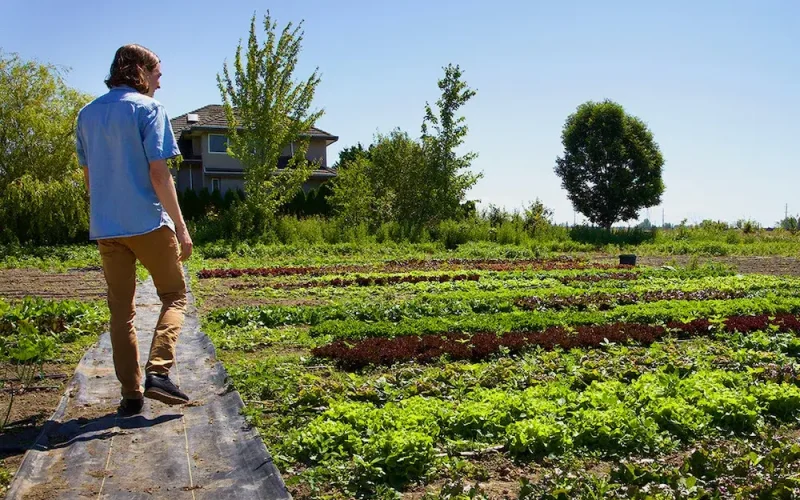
[619,254,637,266]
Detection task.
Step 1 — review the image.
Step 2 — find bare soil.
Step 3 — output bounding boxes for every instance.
[0,362,75,498]
[0,268,106,301]
[591,254,800,276]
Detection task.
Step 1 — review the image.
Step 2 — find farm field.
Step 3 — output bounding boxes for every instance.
[192,251,800,499]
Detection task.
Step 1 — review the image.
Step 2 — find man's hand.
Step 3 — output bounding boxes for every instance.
[149,159,193,261]
[175,223,193,261]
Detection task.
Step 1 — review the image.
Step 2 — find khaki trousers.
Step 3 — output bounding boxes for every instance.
[97,226,187,400]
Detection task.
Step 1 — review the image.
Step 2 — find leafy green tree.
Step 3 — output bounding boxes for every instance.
[0,51,91,189]
[217,11,323,219]
[554,99,664,230]
[330,65,480,229]
[779,216,799,233]
[419,64,481,224]
[0,51,93,244]
[333,142,372,170]
[523,198,554,235]
[329,154,387,227]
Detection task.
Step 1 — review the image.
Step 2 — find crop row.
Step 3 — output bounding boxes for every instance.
[557,271,639,283]
[0,297,108,342]
[196,257,627,279]
[514,289,748,311]
[230,272,481,290]
[208,286,764,330]
[280,369,800,488]
[308,295,800,341]
[311,313,800,368]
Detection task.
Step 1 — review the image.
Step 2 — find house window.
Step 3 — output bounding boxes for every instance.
[208,134,229,154]
[211,178,221,192]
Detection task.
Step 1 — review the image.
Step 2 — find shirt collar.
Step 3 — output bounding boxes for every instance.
[111,85,137,92]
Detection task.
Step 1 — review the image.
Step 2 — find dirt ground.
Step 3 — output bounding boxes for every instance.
[0,268,106,301]
[590,254,800,276]
[0,363,74,496]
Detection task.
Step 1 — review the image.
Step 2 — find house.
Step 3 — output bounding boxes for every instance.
[170,104,339,195]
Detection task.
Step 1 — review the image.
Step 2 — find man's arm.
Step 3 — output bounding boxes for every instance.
[149,159,193,261]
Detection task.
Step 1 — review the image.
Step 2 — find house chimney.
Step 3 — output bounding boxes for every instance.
[187,113,199,123]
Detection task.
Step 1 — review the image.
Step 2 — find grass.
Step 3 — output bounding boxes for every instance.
[4,223,800,274]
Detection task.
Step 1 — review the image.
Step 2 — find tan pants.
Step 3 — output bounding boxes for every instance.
[97,226,187,400]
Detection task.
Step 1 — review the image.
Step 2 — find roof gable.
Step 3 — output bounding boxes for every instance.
[171,105,337,142]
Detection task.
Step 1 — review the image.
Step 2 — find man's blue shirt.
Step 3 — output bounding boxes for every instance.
[76,86,180,240]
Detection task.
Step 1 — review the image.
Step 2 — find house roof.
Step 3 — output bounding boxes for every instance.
[171,104,338,143]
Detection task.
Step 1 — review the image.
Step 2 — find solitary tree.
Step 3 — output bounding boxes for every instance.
[554,100,664,230]
[217,11,323,217]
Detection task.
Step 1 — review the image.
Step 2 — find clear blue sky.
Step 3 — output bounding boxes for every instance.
[2,1,798,226]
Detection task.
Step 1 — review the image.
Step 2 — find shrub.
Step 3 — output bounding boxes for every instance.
[0,171,89,245]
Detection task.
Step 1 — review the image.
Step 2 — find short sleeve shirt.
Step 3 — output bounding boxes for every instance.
[76,86,181,240]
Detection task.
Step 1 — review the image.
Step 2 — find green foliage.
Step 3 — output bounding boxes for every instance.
[0,321,56,428]
[750,382,800,420]
[779,216,799,233]
[523,199,554,236]
[329,154,388,227]
[363,430,436,486]
[217,10,322,222]
[0,51,93,245]
[332,142,372,170]
[678,371,760,432]
[554,99,665,230]
[505,418,572,456]
[287,419,363,464]
[417,64,481,225]
[569,226,655,246]
[736,219,762,233]
[330,65,479,230]
[1,170,90,245]
[0,296,107,342]
[0,50,92,190]
[0,465,11,494]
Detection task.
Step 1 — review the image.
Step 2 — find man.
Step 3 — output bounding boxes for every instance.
[76,44,193,415]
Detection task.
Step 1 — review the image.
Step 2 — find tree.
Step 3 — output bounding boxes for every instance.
[523,199,554,235]
[217,11,323,219]
[554,100,664,230]
[0,50,91,190]
[0,51,93,244]
[332,142,371,170]
[328,154,383,227]
[419,64,481,224]
[779,216,799,233]
[329,130,415,227]
[330,65,480,229]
